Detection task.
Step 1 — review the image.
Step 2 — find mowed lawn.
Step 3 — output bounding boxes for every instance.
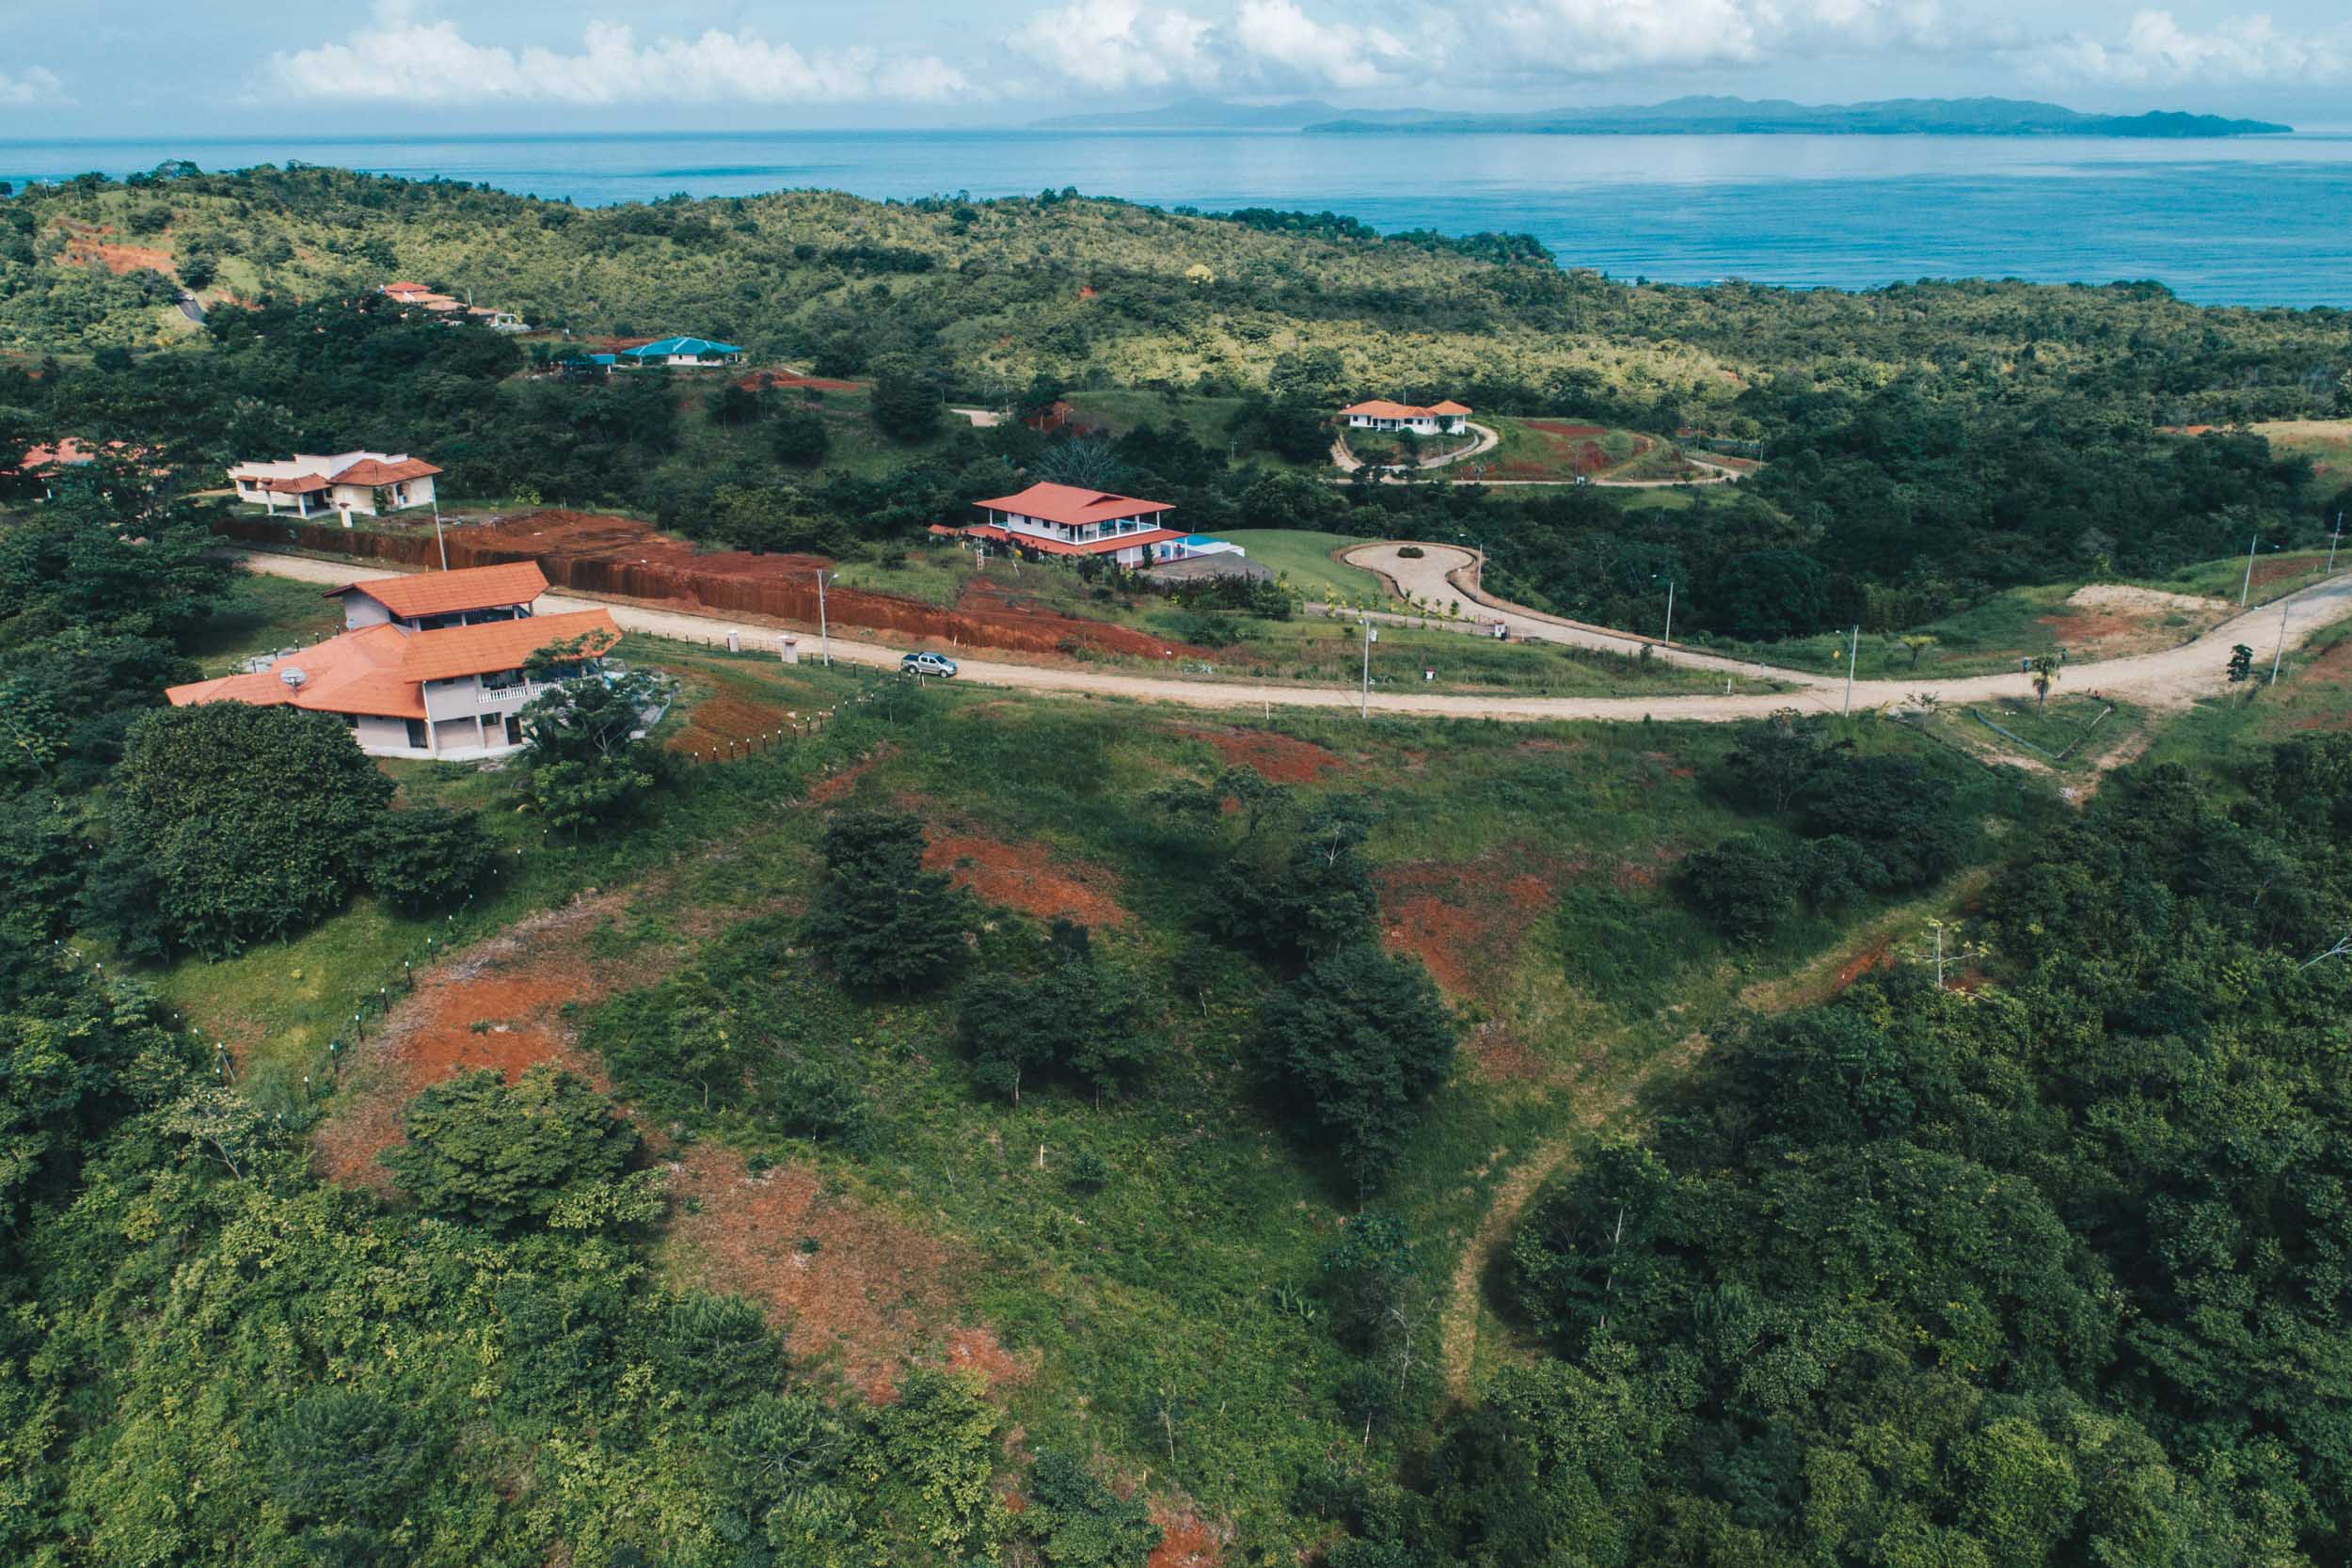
[1214,529,1395,604]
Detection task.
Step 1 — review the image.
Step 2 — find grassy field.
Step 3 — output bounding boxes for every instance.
[1692,547,2346,684]
[1213,529,1393,604]
[1475,416,1694,483]
[181,570,345,674]
[2244,419,2352,499]
[143,639,2016,1552]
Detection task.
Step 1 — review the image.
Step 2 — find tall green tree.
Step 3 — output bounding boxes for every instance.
[802,811,970,993]
[111,703,393,955]
[1258,944,1455,1193]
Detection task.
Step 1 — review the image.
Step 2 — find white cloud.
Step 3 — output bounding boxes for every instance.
[1233,0,1416,89]
[266,5,971,104]
[0,66,68,106]
[1009,1,1218,91]
[2029,9,2348,84]
[1484,0,1947,75]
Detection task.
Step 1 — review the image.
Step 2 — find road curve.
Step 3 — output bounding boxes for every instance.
[1346,543,1820,686]
[222,547,2352,725]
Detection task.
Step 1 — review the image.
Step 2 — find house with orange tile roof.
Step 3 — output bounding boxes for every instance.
[1340,399,1472,436]
[227,451,441,521]
[962,482,1200,568]
[166,563,625,761]
[378,280,525,331]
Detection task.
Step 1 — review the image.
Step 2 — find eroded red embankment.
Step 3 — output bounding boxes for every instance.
[214,511,1206,660]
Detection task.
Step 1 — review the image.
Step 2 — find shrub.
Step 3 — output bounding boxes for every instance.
[803,811,969,993]
[362,806,492,913]
[113,704,393,956]
[384,1067,645,1232]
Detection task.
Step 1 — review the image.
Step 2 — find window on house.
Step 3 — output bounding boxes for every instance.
[481,667,523,692]
[405,719,428,750]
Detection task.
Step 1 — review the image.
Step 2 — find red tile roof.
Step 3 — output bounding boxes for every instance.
[331,456,442,486]
[963,523,1188,558]
[975,482,1175,530]
[328,562,550,620]
[167,624,426,719]
[165,609,622,719]
[399,610,619,683]
[263,473,332,494]
[1341,399,1471,420]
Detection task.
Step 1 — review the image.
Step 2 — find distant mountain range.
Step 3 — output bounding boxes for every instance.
[1031,97,1346,131]
[1032,95,2292,137]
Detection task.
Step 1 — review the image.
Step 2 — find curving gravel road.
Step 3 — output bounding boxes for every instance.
[225,547,2352,723]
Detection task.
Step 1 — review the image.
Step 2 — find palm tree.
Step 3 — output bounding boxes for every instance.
[2030,653,2061,715]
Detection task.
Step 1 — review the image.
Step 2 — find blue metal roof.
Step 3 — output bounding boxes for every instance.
[623,336,742,359]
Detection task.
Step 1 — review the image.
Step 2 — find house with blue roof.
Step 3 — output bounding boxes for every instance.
[618,336,745,369]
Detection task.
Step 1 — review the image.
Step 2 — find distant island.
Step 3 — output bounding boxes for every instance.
[1032,97,1346,131]
[1036,95,2291,137]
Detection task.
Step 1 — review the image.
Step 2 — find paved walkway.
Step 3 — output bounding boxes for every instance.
[224,547,2352,722]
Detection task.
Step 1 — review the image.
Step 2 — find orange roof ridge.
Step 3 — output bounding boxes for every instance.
[328,561,549,618]
[399,609,620,683]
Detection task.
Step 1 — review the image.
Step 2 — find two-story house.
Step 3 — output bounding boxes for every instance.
[166,562,625,761]
[965,482,1192,568]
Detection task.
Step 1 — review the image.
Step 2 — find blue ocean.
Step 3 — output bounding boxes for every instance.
[5,128,2348,308]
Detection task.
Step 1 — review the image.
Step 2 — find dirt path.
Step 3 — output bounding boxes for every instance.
[1437,1030,1708,1402]
[1436,869,1995,1402]
[1329,421,1501,476]
[225,548,2352,724]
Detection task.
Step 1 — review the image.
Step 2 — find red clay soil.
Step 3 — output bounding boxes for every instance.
[807,742,899,804]
[663,1143,984,1401]
[668,690,798,755]
[1375,850,1579,1003]
[1828,937,1896,995]
[2036,610,2140,648]
[2291,637,2352,729]
[738,370,864,392]
[1147,1508,1226,1568]
[63,238,176,276]
[1170,723,1343,784]
[922,833,1130,927]
[214,509,1213,662]
[312,893,624,1190]
[955,576,1215,661]
[2252,557,2316,590]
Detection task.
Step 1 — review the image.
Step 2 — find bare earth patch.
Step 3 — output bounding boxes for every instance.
[1171,723,1344,784]
[923,833,1130,927]
[2067,583,2228,616]
[312,892,628,1191]
[1146,1507,1227,1568]
[1375,849,1581,1002]
[662,1144,983,1401]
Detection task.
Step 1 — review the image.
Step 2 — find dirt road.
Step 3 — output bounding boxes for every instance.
[226,547,2352,722]
[1347,543,1816,686]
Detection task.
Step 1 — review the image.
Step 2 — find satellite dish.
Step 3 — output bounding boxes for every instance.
[279,667,309,689]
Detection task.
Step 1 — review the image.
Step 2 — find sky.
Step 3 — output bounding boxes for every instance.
[0,0,2343,135]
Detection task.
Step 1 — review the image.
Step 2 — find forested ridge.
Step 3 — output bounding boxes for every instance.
[4,166,2349,643]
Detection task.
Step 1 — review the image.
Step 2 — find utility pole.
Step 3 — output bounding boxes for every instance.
[1360,618,1375,719]
[2270,594,2293,684]
[1843,625,1859,716]
[2242,532,2260,606]
[2331,512,2344,573]
[816,569,833,666]
[431,504,449,571]
[1661,579,1675,649]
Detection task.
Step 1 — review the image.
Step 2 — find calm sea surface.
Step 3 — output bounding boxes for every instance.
[5,129,2348,308]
